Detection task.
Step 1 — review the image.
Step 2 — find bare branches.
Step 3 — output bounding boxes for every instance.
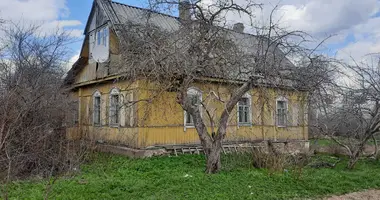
[312,53,380,168]
[0,22,84,186]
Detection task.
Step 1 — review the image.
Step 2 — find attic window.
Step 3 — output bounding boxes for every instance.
[89,26,109,63]
[96,26,108,46]
[97,30,102,45]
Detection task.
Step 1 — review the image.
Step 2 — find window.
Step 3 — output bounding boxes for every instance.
[184,88,202,128]
[96,26,108,46]
[89,26,109,63]
[109,88,120,126]
[238,93,251,126]
[89,32,95,61]
[276,97,288,127]
[103,27,108,46]
[97,30,102,45]
[93,91,101,125]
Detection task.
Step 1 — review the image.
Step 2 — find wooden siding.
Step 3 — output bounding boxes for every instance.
[134,80,308,148]
[69,79,308,148]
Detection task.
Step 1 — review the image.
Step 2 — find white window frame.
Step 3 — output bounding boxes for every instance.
[237,93,252,127]
[109,88,120,127]
[184,87,202,131]
[96,26,108,46]
[93,90,101,126]
[102,27,108,46]
[97,29,102,45]
[276,96,288,127]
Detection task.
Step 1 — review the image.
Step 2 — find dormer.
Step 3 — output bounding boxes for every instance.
[85,0,110,64]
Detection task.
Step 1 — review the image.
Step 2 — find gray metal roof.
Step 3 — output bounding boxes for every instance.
[107,1,292,63]
[107,1,180,31]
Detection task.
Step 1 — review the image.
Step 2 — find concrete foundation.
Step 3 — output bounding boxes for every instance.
[94,140,310,158]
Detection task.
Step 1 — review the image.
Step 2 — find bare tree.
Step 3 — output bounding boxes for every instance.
[109,0,328,173]
[313,55,380,169]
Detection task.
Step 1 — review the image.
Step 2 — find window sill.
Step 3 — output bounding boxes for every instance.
[238,123,252,127]
[109,124,120,128]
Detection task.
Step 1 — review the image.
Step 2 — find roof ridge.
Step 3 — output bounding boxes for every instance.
[110,0,180,20]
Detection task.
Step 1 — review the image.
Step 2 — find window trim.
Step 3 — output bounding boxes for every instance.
[184,87,202,131]
[109,88,120,127]
[93,90,102,126]
[237,93,252,127]
[276,96,288,127]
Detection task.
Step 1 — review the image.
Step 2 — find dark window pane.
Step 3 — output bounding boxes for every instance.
[238,98,250,124]
[94,96,101,124]
[110,95,119,125]
[277,101,287,126]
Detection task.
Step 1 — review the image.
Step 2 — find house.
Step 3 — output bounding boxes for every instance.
[64,0,309,151]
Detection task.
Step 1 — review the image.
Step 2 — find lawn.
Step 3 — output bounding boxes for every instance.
[4,153,380,200]
[310,138,335,146]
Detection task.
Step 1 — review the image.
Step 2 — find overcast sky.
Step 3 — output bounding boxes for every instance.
[0,0,379,69]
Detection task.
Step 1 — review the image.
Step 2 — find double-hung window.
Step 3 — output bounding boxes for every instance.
[237,93,252,126]
[109,88,120,126]
[238,98,250,125]
[276,98,287,127]
[184,88,202,128]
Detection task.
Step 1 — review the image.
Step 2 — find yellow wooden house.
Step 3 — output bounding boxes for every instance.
[65,0,309,149]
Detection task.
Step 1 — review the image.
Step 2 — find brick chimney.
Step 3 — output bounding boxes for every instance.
[179,0,191,21]
[233,23,245,33]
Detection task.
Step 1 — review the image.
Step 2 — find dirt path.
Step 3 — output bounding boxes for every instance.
[324,189,380,200]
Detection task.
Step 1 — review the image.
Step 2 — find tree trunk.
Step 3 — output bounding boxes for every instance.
[347,155,360,169]
[347,147,363,169]
[371,135,378,158]
[204,140,222,174]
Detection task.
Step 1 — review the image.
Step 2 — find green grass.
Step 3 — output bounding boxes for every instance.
[4,153,380,200]
[310,138,335,146]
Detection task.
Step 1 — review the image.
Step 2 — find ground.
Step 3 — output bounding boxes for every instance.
[4,152,380,200]
[325,190,380,200]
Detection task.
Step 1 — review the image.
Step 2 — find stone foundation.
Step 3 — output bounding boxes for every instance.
[95,140,310,158]
[96,144,168,158]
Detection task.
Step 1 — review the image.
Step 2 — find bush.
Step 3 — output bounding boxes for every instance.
[251,141,288,172]
[0,23,87,181]
[251,141,312,175]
